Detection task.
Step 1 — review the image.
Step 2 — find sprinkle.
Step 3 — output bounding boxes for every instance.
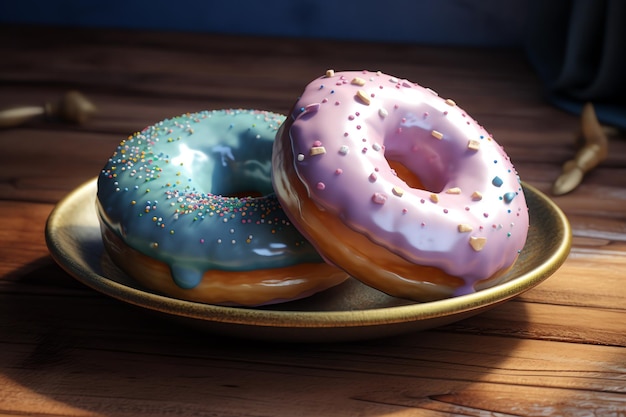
[503,192,517,203]
[310,146,326,156]
[431,130,443,140]
[372,192,387,205]
[372,143,382,151]
[378,108,388,118]
[389,77,398,83]
[467,140,481,151]
[297,153,305,161]
[445,98,456,106]
[351,77,366,86]
[326,69,335,77]
[316,182,326,190]
[458,224,473,233]
[469,236,487,251]
[369,172,378,182]
[392,186,404,197]
[492,176,503,187]
[338,145,349,155]
[446,187,462,194]
[471,191,483,201]
[356,90,371,105]
[297,103,320,118]
[429,193,439,203]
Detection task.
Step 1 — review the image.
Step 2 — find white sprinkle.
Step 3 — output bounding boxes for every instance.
[467,140,481,151]
[378,108,388,118]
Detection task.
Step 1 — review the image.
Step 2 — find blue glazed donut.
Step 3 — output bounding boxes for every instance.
[97,109,348,306]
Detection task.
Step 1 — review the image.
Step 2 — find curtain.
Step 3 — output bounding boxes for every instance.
[526,0,626,129]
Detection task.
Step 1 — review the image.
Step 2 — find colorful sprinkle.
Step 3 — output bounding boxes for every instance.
[392,186,404,197]
[431,130,444,140]
[469,236,487,251]
[503,192,517,203]
[356,90,371,105]
[310,146,326,156]
[372,192,387,205]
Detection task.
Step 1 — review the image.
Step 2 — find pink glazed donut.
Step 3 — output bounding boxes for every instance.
[272,70,529,301]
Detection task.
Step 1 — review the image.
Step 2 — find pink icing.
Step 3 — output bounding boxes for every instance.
[285,70,529,292]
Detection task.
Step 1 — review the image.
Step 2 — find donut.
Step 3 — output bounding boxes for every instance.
[97,109,349,306]
[272,70,529,301]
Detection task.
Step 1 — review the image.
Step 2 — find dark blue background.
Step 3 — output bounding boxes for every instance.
[0,0,529,46]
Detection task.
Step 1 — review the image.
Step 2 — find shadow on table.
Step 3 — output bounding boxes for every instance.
[1,255,532,416]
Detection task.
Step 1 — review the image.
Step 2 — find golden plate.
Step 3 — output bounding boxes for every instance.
[46,179,571,342]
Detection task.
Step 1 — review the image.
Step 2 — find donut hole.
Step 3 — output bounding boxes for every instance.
[384,133,451,193]
[388,160,427,191]
[196,144,274,198]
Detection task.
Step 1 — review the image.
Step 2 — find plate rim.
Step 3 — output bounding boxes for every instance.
[45,178,572,329]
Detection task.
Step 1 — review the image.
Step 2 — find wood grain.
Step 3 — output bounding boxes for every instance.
[0,25,625,417]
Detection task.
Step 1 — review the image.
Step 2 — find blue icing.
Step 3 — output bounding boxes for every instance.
[170,263,204,289]
[97,109,321,289]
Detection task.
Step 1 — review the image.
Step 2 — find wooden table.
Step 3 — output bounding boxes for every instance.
[1,26,625,416]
